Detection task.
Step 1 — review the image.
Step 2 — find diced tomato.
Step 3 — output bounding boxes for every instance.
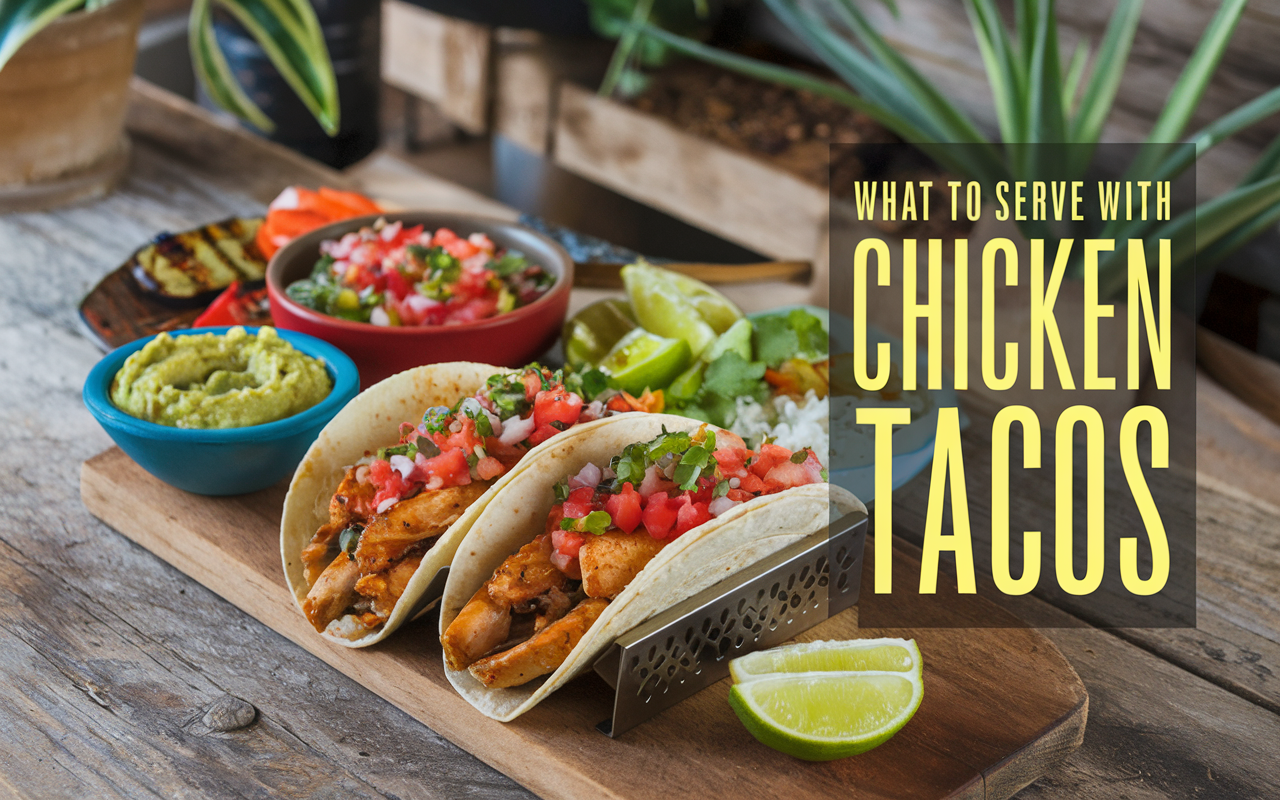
[431,228,460,247]
[446,294,500,324]
[562,486,597,520]
[545,504,566,534]
[469,233,496,252]
[368,458,411,509]
[604,483,642,534]
[739,472,766,494]
[715,430,747,451]
[444,238,480,259]
[475,456,505,480]
[384,267,412,300]
[674,498,713,537]
[410,447,471,487]
[551,527,586,559]
[641,493,678,540]
[688,477,717,505]
[712,447,752,480]
[551,549,582,580]
[762,449,824,492]
[726,488,754,503]
[534,387,584,431]
[750,443,793,479]
[431,416,484,454]
[606,395,633,413]
[521,371,544,400]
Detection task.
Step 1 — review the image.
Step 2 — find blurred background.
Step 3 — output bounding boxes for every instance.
[16,0,1280,369]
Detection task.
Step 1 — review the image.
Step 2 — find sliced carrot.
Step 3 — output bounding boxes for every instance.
[267,207,331,238]
[318,186,381,215]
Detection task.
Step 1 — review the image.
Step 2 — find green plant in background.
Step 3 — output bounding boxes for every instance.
[0,0,339,135]
[589,0,722,96]
[603,0,1280,298]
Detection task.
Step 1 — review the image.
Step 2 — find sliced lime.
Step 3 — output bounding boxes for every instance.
[667,361,705,403]
[598,328,692,395]
[563,298,637,369]
[730,638,922,683]
[622,263,743,357]
[704,317,755,363]
[728,670,923,760]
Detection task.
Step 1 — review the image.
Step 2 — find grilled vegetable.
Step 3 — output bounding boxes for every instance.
[130,217,266,303]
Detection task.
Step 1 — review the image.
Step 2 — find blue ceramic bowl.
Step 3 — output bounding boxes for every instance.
[83,326,359,496]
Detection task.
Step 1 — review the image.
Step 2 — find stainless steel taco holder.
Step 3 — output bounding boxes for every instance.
[417,509,868,738]
[590,509,869,737]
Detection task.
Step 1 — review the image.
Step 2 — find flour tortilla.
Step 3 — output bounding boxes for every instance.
[280,362,621,648]
[439,413,864,720]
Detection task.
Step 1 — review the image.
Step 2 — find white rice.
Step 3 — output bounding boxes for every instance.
[732,390,830,467]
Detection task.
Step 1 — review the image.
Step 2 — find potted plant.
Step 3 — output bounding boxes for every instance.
[0,0,339,210]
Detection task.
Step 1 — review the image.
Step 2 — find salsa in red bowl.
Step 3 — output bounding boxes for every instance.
[284,218,554,327]
[267,213,573,387]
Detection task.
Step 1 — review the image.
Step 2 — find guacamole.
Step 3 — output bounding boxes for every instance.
[111,327,332,429]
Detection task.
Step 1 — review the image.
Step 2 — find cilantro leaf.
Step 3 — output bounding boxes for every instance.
[752,309,829,366]
[489,250,529,277]
[702,351,767,398]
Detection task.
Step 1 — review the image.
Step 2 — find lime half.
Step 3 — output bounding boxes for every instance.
[598,328,692,395]
[563,298,637,369]
[728,670,923,761]
[730,638,922,682]
[622,262,743,357]
[727,638,923,760]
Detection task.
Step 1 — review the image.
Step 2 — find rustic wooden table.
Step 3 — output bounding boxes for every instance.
[1,80,1278,798]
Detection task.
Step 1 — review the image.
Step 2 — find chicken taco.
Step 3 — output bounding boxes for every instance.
[281,361,653,647]
[439,413,862,720]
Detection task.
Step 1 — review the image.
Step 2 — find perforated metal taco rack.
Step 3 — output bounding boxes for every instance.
[590,510,869,737]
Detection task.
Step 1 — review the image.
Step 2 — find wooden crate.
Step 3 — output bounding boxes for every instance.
[552,83,830,262]
[381,0,491,135]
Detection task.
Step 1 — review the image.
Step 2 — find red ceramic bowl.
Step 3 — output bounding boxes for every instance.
[267,212,573,387]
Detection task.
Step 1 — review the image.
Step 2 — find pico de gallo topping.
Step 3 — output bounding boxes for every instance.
[545,425,828,576]
[285,218,554,326]
[357,366,619,515]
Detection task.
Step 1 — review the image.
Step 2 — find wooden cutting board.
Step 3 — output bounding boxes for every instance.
[81,447,1086,800]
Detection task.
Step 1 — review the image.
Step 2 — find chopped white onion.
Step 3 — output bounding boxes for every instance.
[499,413,537,445]
[376,497,397,514]
[569,462,602,490]
[389,454,414,479]
[484,409,502,435]
[405,294,439,315]
[639,465,666,497]
[708,496,740,518]
[580,400,605,423]
[601,466,616,480]
[462,253,489,272]
[369,306,391,327]
[355,465,371,484]
[380,220,402,241]
[728,477,741,489]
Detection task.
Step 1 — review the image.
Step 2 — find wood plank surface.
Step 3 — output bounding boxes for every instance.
[553,83,829,261]
[3,78,1280,799]
[80,447,1087,800]
[381,0,492,135]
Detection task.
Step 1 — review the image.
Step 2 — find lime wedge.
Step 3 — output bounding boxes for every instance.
[598,328,692,395]
[622,263,743,357]
[727,638,923,760]
[730,638,922,682]
[563,298,637,369]
[703,317,755,363]
[728,670,923,760]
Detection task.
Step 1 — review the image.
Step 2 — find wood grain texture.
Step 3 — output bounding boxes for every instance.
[3,78,1280,799]
[553,83,829,261]
[381,0,492,135]
[81,447,1086,800]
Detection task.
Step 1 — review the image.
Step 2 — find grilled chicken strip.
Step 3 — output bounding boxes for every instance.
[354,553,425,620]
[302,466,376,585]
[302,554,362,632]
[468,598,609,688]
[486,533,571,606]
[442,587,512,671]
[355,481,492,574]
[579,529,667,600]
[441,532,573,670]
